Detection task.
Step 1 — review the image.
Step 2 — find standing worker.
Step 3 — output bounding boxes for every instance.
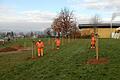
[36,40,44,57]
[91,33,96,49]
[55,37,61,49]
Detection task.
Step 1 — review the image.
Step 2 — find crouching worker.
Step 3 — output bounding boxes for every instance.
[91,33,96,49]
[55,37,61,50]
[36,40,44,57]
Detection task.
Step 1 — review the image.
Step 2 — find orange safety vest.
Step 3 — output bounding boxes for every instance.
[55,39,61,46]
[36,41,44,48]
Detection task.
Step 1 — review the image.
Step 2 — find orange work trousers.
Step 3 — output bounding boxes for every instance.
[91,41,95,48]
[37,48,44,57]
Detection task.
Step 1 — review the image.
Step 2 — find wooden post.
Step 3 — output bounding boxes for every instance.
[34,44,36,57]
[32,40,34,59]
[52,38,54,49]
[62,37,64,45]
[96,34,99,60]
[48,37,51,45]
[95,27,99,60]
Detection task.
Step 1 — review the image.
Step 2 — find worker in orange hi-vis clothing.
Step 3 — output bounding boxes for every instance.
[36,40,44,57]
[55,37,61,50]
[91,33,96,49]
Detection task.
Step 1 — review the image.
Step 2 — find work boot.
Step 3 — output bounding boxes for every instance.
[38,54,40,58]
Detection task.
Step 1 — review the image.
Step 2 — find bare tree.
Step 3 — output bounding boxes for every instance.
[52,8,78,38]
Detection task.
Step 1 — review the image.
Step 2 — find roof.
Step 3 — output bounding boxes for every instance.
[79,23,120,29]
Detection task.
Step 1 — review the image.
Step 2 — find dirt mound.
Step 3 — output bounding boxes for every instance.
[0,47,18,52]
[87,57,108,64]
[0,44,24,52]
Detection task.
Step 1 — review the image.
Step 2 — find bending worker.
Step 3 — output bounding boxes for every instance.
[55,37,61,49]
[91,33,96,49]
[36,40,44,57]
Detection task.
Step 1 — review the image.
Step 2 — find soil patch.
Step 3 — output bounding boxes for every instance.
[0,44,24,52]
[0,47,18,52]
[87,57,108,64]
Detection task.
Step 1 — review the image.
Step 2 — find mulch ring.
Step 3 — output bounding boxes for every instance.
[87,57,109,64]
[0,45,24,52]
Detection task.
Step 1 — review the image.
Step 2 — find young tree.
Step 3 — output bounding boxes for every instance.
[91,15,101,60]
[44,28,52,37]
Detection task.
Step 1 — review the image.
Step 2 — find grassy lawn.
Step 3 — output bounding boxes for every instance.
[0,38,120,80]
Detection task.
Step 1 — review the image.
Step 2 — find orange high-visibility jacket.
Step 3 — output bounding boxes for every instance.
[55,39,61,46]
[36,42,44,48]
[41,42,44,48]
[91,37,96,44]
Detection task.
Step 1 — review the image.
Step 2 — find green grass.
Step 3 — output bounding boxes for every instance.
[0,38,120,80]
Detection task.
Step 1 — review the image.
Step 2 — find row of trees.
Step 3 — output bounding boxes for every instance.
[44,8,101,38]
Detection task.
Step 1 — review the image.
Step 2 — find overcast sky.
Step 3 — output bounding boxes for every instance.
[0,0,120,32]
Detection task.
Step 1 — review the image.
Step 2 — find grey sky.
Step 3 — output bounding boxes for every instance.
[1,0,120,32]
